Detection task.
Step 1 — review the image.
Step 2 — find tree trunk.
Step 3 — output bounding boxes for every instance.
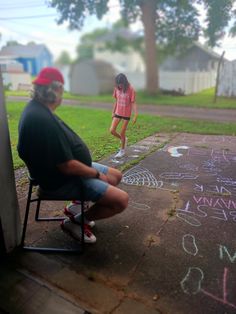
[140,0,159,94]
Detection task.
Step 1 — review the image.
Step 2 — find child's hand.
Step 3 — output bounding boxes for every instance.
[132,114,138,125]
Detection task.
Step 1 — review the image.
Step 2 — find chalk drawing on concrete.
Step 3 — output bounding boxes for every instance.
[111,159,124,164]
[181,267,204,295]
[201,268,236,310]
[179,163,199,172]
[122,166,162,188]
[131,145,149,151]
[182,234,198,256]
[219,245,236,263]
[217,176,236,187]
[177,213,201,227]
[129,201,150,211]
[167,146,189,157]
[159,172,198,180]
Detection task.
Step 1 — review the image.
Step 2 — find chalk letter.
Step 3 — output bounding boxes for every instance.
[219,245,236,263]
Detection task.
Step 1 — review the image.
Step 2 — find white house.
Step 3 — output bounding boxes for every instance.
[0,56,31,90]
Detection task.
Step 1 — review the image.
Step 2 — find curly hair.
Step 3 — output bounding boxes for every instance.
[31,81,63,104]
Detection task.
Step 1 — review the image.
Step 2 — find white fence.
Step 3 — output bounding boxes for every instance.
[217,60,236,97]
[160,70,217,95]
[120,70,216,94]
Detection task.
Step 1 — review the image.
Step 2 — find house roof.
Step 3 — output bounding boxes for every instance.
[192,41,222,59]
[0,43,52,58]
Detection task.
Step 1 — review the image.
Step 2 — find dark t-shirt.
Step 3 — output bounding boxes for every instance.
[17,99,92,190]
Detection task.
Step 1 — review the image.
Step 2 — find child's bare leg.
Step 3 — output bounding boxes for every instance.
[120,120,129,149]
[110,117,121,140]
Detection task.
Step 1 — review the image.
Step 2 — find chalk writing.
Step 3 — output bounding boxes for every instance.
[130,145,149,151]
[180,267,204,295]
[111,159,124,164]
[129,201,150,211]
[182,234,198,256]
[193,184,233,196]
[193,196,236,210]
[201,268,236,310]
[217,176,236,187]
[159,172,198,180]
[201,159,220,176]
[176,213,201,227]
[219,245,236,263]
[179,163,199,171]
[177,201,236,223]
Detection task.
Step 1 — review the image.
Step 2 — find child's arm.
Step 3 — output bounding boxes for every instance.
[132,102,138,124]
[112,88,117,118]
[112,101,117,118]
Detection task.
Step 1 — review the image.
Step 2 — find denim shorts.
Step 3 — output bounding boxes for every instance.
[81,162,109,202]
[38,162,109,202]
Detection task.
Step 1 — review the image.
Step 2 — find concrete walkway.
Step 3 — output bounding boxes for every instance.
[1,132,236,313]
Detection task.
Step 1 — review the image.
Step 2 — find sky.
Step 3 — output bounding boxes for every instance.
[0,0,235,62]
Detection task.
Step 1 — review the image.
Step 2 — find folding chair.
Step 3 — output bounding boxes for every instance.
[21,176,85,253]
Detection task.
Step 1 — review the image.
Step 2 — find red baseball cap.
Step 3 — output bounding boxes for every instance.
[32,67,64,85]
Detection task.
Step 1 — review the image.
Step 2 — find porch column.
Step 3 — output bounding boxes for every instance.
[0,71,21,253]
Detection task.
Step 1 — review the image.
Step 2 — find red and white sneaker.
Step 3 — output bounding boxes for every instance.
[61,218,96,244]
[64,201,95,228]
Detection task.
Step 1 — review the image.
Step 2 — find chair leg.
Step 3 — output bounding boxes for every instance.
[35,199,65,221]
[80,200,85,250]
[21,181,84,253]
[21,180,33,247]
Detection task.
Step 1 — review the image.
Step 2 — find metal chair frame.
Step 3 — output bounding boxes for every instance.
[21,177,84,253]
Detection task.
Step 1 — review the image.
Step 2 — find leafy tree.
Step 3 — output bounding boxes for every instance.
[55,50,72,65]
[6,40,19,46]
[76,28,108,61]
[76,21,143,61]
[49,0,236,94]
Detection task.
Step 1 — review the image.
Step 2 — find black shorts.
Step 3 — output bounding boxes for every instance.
[114,114,130,121]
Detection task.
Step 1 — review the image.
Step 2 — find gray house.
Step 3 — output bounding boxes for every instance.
[158,42,223,94]
[70,60,116,95]
[160,42,221,72]
[0,43,53,76]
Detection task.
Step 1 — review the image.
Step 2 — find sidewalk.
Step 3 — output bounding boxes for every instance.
[1,133,236,314]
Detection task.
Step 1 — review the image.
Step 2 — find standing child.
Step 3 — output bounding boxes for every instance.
[110,73,138,158]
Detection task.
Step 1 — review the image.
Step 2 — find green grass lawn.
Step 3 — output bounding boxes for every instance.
[6,87,236,109]
[7,101,236,169]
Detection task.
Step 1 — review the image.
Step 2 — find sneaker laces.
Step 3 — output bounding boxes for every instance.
[84,224,93,237]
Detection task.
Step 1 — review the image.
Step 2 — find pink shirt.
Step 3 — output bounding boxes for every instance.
[113,85,136,118]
